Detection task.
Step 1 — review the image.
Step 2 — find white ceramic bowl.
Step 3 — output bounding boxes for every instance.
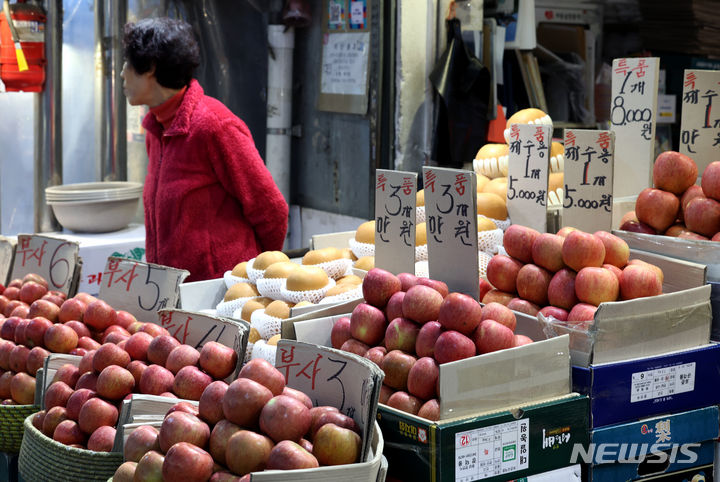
[48,197,140,233]
[45,181,142,202]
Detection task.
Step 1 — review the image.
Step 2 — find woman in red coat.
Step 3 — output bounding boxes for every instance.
[121,18,288,281]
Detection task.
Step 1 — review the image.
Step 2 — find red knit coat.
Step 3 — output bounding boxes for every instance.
[142,80,289,281]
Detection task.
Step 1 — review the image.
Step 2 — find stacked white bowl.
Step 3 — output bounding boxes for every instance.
[45,182,143,233]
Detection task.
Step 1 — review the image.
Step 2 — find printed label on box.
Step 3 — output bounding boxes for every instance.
[630,362,696,403]
[455,419,530,481]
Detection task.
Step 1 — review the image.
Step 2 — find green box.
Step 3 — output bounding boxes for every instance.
[378,394,589,482]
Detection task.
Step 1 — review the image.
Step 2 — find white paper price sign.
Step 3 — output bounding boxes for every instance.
[0,237,14,285]
[562,129,615,232]
[506,123,551,233]
[374,169,417,274]
[679,69,720,174]
[11,234,79,294]
[98,257,189,321]
[423,167,479,299]
[275,340,383,460]
[610,57,659,198]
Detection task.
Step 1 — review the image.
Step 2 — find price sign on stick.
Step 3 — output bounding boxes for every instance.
[610,57,659,199]
[98,257,189,320]
[11,234,79,294]
[679,69,720,174]
[0,237,15,285]
[374,169,417,274]
[423,167,479,299]
[506,124,551,233]
[275,339,383,461]
[562,129,615,232]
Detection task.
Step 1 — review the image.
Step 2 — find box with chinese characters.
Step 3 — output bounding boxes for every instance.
[587,406,718,481]
[377,394,589,482]
[572,343,720,428]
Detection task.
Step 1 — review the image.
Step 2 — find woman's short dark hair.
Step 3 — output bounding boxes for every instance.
[123,17,200,89]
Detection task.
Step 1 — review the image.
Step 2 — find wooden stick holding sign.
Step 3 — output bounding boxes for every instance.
[562,129,615,233]
[274,339,384,461]
[679,69,720,175]
[423,167,479,299]
[98,257,189,321]
[374,169,417,274]
[506,124,551,233]
[11,234,80,295]
[0,236,15,285]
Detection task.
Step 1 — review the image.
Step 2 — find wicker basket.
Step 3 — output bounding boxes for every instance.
[0,404,39,453]
[18,416,123,482]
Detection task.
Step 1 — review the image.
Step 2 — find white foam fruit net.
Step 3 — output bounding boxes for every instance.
[349,239,375,259]
[244,342,254,363]
[250,340,277,366]
[416,206,426,223]
[478,251,493,278]
[251,310,282,340]
[414,260,429,278]
[281,278,337,304]
[415,244,428,262]
[305,258,354,281]
[319,285,364,305]
[490,217,511,231]
[223,271,251,289]
[245,258,266,283]
[256,277,286,301]
[477,228,504,254]
[216,295,256,318]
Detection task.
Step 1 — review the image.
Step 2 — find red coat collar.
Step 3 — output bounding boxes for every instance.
[143,79,204,137]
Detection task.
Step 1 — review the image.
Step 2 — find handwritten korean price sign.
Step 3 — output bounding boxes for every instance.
[11,235,79,294]
[562,129,615,232]
[157,309,248,379]
[610,57,659,198]
[679,69,720,174]
[374,169,417,274]
[423,167,479,299]
[98,257,189,321]
[506,124,551,233]
[0,237,14,285]
[275,340,382,459]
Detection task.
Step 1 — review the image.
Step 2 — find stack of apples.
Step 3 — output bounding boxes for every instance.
[332,268,529,420]
[112,358,364,481]
[32,332,238,451]
[623,151,720,241]
[485,225,664,327]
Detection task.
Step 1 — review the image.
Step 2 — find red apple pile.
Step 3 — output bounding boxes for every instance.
[623,151,720,241]
[331,268,527,420]
[112,358,363,482]
[484,225,665,329]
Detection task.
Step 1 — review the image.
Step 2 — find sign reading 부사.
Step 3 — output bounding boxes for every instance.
[98,257,189,321]
[423,167,479,300]
[11,234,79,294]
[679,69,720,175]
[374,169,417,275]
[562,129,615,232]
[506,123,551,233]
[610,57,659,198]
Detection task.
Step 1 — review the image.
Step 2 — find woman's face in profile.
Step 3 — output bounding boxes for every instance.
[121,61,155,106]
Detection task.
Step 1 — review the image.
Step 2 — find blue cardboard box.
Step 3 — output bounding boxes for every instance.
[573,343,720,428]
[587,406,719,481]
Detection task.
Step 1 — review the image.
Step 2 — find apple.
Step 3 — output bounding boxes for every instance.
[41,294,64,308]
[43,323,79,354]
[27,299,59,322]
[330,316,352,349]
[486,254,523,293]
[77,350,96,374]
[13,319,29,346]
[173,366,212,401]
[10,372,35,404]
[25,316,53,348]
[679,231,709,241]
[63,320,91,339]
[653,151,698,194]
[516,264,551,306]
[415,321,443,358]
[480,302,517,331]
[42,406,69,436]
[209,419,241,466]
[547,268,579,310]
[503,225,540,263]
[575,267,620,306]
[364,346,386,366]
[340,338,370,357]
[199,341,238,380]
[238,358,286,396]
[362,268,401,308]
[65,388,96,421]
[562,231,605,271]
[531,233,565,272]
[0,371,12,399]
[702,161,720,201]
[402,285,444,324]
[313,423,361,466]
[8,344,30,373]
[83,300,117,331]
[162,443,214,482]
[198,380,229,425]
[113,462,137,482]
[53,419,85,446]
[44,380,74,410]
[635,188,680,233]
[139,364,174,395]
[481,289,515,306]
[53,363,81,387]
[434,330,476,364]
[135,451,164,482]
[8,302,29,319]
[87,425,116,452]
[223,377,273,428]
[684,197,720,237]
[166,401,199,418]
[0,339,14,370]
[437,292,483,335]
[259,394,312,443]
[603,263,623,280]
[416,278,449,298]
[407,356,439,400]
[58,298,86,323]
[140,323,170,338]
[384,291,406,322]
[93,343,130,372]
[478,279,494,302]
[619,220,657,235]
[386,391,422,414]
[680,185,705,217]
[417,399,440,420]
[124,332,154,362]
[384,317,420,353]
[96,365,135,399]
[225,430,274,475]
[350,303,387,346]
[281,386,313,409]
[506,298,540,316]
[147,335,181,367]
[19,281,47,305]
[75,372,98,391]
[309,406,340,429]
[78,397,118,434]
[538,306,568,321]
[567,303,597,324]
[159,411,210,452]
[266,440,319,470]
[473,319,515,354]
[115,310,137,329]
[397,272,419,291]
[619,264,663,300]
[594,231,630,268]
[77,336,101,351]
[514,334,534,347]
[310,411,360,438]
[381,350,417,390]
